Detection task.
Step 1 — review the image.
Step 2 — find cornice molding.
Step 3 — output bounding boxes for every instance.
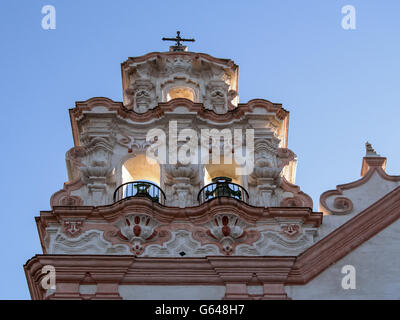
[25,185,400,299]
[121,51,238,70]
[69,97,289,146]
[40,196,322,226]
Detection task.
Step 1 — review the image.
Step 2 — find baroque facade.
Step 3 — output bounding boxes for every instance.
[24,46,400,300]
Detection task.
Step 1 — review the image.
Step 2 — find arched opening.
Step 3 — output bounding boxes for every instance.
[114,154,164,204]
[198,158,248,204]
[166,86,195,102]
[204,157,242,186]
[122,154,160,185]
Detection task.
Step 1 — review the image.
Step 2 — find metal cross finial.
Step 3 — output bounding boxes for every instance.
[162,31,195,51]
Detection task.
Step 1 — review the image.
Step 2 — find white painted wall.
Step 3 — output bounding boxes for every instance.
[118,285,226,300]
[286,219,400,299]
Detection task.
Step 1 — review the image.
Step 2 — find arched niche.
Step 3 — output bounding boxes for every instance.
[122,154,161,186]
[204,156,242,186]
[167,87,195,101]
[161,78,200,103]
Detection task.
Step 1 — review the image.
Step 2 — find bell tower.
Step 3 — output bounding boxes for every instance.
[24,36,325,300]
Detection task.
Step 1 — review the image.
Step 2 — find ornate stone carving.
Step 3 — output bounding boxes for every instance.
[114,214,158,255]
[204,80,230,114]
[249,138,282,206]
[144,229,220,257]
[333,197,354,213]
[165,56,192,74]
[59,195,83,206]
[46,228,130,255]
[280,178,313,208]
[50,178,84,207]
[280,224,301,238]
[81,160,114,205]
[204,214,247,255]
[78,132,116,205]
[227,89,238,110]
[277,148,297,168]
[121,52,238,114]
[164,163,201,207]
[63,221,83,237]
[65,146,86,181]
[280,196,303,207]
[236,229,316,256]
[125,79,156,113]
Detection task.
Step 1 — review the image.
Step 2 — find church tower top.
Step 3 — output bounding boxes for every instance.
[121,49,239,114]
[162,31,195,52]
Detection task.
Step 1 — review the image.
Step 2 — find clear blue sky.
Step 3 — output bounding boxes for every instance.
[1,0,399,299]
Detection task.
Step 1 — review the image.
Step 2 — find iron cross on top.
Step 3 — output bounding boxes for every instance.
[162,31,195,51]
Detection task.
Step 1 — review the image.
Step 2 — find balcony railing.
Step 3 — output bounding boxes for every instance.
[197,177,249,204]
[113,181,166,205]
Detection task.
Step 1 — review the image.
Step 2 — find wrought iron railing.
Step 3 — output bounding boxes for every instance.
[197,177,249,204]
[113,181,166,204]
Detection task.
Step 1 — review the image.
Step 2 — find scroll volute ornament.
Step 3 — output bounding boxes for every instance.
[251,139,282,178]
[333,196,354,214]
[164,163,200,182]
[65,146,86,181]
[81,160,113,185]
[280,196,304,207]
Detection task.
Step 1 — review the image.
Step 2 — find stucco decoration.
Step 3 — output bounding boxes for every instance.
[203,80,231,114]
[114,214,159,255]
[65,146,86,181]
[277,147,297,184]
[79,132,116,205]
[320,143,400,215]
[121,52,239,114]
[248,137,282,207]
[202,214,248,255]
[280,178,313,208]
[144,229,220,257]
[50,177,84,208]
[246,136,311,208]
[24,48,400,300]
[45,228,130,255]
[236,228,317,256]
[164,163,201,207]
[63,220,84,237]
[125,79,157,113]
